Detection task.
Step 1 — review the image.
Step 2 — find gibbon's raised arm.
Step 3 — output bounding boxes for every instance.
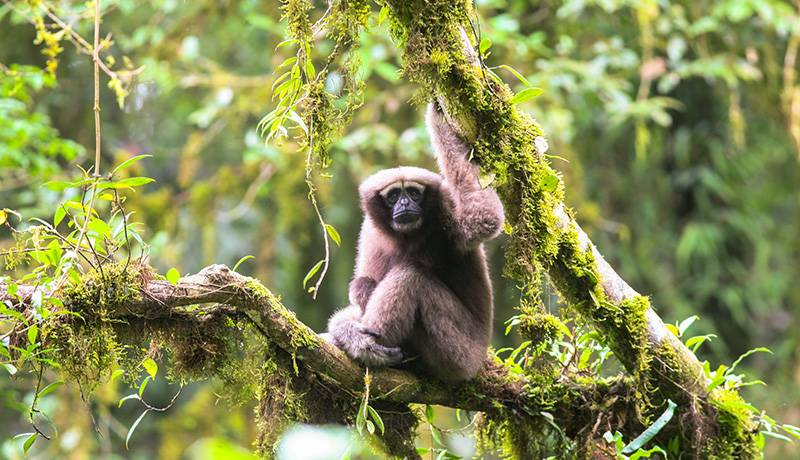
[425,103,504,251]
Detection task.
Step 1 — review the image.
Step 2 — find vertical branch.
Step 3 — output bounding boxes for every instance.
[93,0,102,175]
[56,0,104,288]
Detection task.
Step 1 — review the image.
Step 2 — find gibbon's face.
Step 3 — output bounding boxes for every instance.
[379,180,426,232]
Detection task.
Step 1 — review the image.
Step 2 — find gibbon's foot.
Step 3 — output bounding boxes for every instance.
[344,328,404,368]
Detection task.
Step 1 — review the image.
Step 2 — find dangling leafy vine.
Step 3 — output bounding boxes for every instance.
[259,0,372,298]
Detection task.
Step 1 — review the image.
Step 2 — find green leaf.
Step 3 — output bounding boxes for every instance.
[706,376,727,393]
[232,255,254,272]
[511,87,544,104]
[541,174,559,192]
[38,410,58,437]
[117,177,156,187]
[723,401,760,414]
[303,260,324,289]
[685,334,715,352]
[581,268,599,284]
[111,369,125,384]
[54,205,67,227]
[21,433,38,457]
[761,431,793,443]
[365,420,375,434]
[38,381,64,398]
[366,405,385,434]
[126,410,149,449]
[41,181,75,192]
[118,394,140,408]
[356,400,366,434]
[326,225,341,247]
[499,64,532,88]
[286,109,308,135]
[678,315,699,336]
[276,56,297,70]
[305,59,316,79]
[112,155,152,175]
[729,347,772,374]
[479,38,492,55]
[629,446,668,459]
[139,376,151,397]
[784,424,800,437]
[142,358,158,380]
[622,400,676,454]
[275,38,299,49]
[27,325,38,345]
[665,324,679,337]
[166,268,180,286]
[425,405,435,423]
[3,363,18,376]
[430,425,443,445]
[377,6,389,25]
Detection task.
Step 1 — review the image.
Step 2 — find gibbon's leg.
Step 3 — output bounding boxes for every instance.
[369,267,489,382]
[358,265,421,347]
[415,277,490,382]
[325,303,404,368]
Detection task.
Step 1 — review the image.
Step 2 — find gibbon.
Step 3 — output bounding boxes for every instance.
[324,102,504,382]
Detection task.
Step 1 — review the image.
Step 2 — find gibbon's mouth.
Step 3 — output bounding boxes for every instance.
[394,211,420,225]
[392,212,422,232]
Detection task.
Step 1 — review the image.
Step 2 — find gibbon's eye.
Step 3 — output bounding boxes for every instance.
[406,187,421,201]
[386,188,401,205]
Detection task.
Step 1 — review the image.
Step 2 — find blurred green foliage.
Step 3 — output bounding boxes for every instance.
[1,0,799,458]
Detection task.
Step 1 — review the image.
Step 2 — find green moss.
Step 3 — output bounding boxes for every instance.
[44,262,260,405]
[45,262,150,390]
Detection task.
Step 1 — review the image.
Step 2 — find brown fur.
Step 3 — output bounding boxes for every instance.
[324,103,504,382]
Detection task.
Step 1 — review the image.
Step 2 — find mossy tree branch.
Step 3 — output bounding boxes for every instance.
[2,264,645,458]
[379,0,758,457]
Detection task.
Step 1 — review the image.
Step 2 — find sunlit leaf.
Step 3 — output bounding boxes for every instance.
[377,6,389,25]
[126,410,149,449]
[499,64,532,88]
[22,433,38,457]
[142,358,158,379]
[166,268,180,286]
[117,177,155,187]
[425,405,435,423]
[118,394,140,408]
[112,154,152,175]
[479,38,492,55]
[541,174,559,192]
[233,255,255,272]
[139,376,151,397]
[511,87,544,104]
[326,225,341,247]
[303,260,324,289]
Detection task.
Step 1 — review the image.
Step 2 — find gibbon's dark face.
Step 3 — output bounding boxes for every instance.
[379,180,426,232]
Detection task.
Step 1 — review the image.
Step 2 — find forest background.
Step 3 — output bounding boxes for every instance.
[1,0,799,458]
